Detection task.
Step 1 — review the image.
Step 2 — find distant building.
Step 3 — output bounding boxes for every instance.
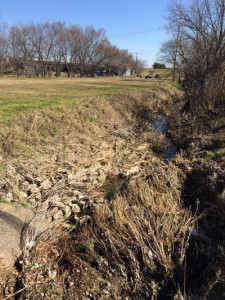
[119,67,131,77]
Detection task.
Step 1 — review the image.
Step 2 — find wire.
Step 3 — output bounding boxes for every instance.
[109,28,163,38]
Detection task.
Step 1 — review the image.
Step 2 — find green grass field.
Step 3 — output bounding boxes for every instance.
[0,77,170,119]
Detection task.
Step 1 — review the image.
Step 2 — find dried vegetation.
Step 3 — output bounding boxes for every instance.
[0,81,199,299]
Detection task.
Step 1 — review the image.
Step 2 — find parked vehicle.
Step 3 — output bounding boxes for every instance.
[155,74,162,78]
[145,74,153,79]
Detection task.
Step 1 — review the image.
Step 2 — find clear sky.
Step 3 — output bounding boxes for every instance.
[0,0,178,67]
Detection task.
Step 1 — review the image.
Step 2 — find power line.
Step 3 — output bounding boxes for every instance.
[136,51,159,54]
[109,28,163,38]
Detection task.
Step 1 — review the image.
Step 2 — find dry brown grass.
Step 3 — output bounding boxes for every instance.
[0,83,194,299]
[3,161,197,299]
[0,87,179,215]
[87,165,194,296]
[0,86,178,159]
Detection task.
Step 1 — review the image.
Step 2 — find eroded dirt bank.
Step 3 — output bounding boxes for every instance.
[167,98,225,299]
[1,85,224,299]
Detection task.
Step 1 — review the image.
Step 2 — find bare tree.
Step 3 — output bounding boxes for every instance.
[4,21,144,78]
[8,25,26,77]
[132,56,145,76]
[85,27,112,76]
[30,22,61,77]
[103,45,120,76]
[116,49,133,75]
[160,37,183,82]
[51,22,67,77]
[167,0,225,112]
[67,26,84,77]
[0,23,8,77]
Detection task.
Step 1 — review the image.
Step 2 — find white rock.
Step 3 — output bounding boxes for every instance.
[41,179,52,190]
[30,184,38,193]
[98,169,105,183]
[52,201,65,209]
[47,207,58,217]
[21,181,30,192]
[35,192,42,201]
[137,143,148,151]
[126,166,140,176]
[63,206,71,218]
[18,191,27,200]
[71,204,81,214]
[53,210,63,220]
[5,192,13,202]
[79,200,87,210]
[49,194,61,202]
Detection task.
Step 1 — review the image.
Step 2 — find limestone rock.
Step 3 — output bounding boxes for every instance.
[41,179,52,190]
[18,191,27,200]
[20,181,30,192]
[47,207,58,217]
[126,166,140,176]
[71,204,81,214]
[98,169,106,183]
[53,210,63,220]
[5,192,13,202]
[49,194,61,202]
[35,192,42,201]
[68,174,77,185]
[137,143,149,151]
[79,200,87,210]
[30,184,38,193]
[63,206,71,218]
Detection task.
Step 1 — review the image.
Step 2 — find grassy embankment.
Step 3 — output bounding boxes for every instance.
[0,77,165,119]
[0,77,196,299]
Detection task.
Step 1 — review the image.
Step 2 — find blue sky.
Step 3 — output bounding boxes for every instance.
[0,0,180,67]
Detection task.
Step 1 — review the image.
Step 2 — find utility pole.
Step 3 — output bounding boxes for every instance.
[135,52,139,61]
[134,53,139,76]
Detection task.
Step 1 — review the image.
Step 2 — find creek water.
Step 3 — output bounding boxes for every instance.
[153,115,177,162]
[102,176,129,201]
[102,115,177,201]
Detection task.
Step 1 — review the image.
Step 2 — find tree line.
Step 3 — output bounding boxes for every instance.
[0,22,144,77]
[160,0,225,112]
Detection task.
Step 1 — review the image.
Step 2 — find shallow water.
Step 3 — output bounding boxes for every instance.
[102,176,129,201]
[103,115,177,201]
[153,115,177,162]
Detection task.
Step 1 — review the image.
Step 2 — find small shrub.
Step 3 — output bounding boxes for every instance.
[151,141,165,153]
[203,150,215,159]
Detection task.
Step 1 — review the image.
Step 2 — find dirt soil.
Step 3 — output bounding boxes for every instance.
[168,98,225,299]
